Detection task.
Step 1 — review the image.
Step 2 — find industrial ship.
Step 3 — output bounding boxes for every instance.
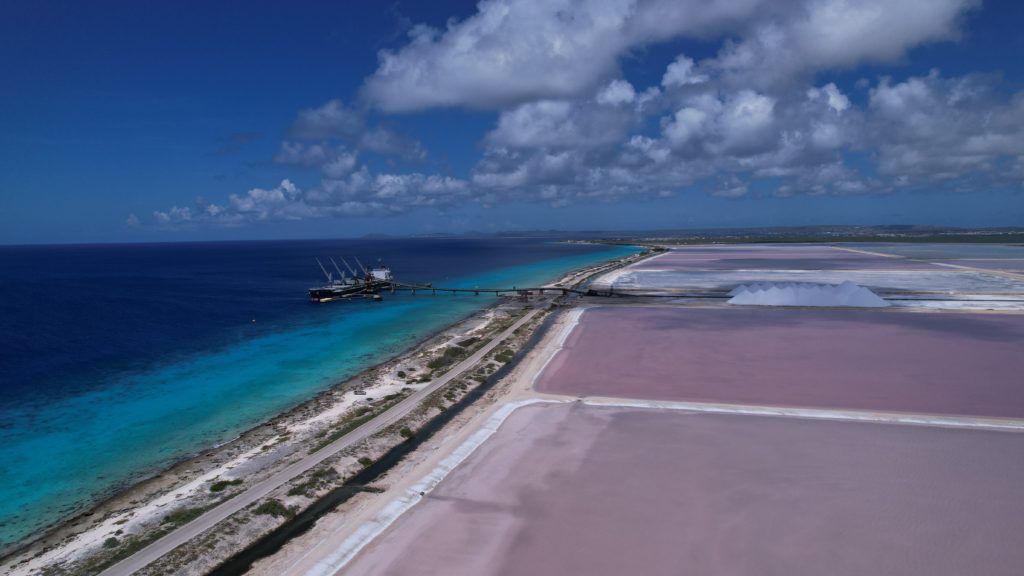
[308,257,392,302]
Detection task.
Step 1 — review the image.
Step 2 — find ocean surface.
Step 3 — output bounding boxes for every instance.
[0,238,639,549]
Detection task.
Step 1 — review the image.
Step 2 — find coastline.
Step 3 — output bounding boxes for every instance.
[1,246,651,576]
[263,241,1024,576]
[250,278,600,576]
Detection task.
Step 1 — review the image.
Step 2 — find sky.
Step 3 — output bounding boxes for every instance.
[1,0,1022,244]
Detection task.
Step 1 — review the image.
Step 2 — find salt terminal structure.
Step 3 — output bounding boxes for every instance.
[309,257,601,303]
[307,257,393,302]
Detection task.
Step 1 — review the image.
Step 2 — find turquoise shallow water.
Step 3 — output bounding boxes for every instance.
[0,242,639,548]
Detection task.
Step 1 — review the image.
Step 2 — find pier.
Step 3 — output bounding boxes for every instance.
[308,257,634,303]
[311,280,616,303]
[387,281,591,297]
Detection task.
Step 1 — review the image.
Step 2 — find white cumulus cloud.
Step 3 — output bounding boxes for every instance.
[662,55,708,88]
[149,0,1015,228]
[596,79,637,106]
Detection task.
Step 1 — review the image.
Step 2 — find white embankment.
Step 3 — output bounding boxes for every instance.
[581,398,1024,432]
[302,399,563,576]
[529,307,586,388]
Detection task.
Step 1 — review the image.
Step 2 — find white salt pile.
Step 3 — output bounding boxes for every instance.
[727,280,889,307]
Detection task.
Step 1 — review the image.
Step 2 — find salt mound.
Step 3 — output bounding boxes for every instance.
[727,280,889,307]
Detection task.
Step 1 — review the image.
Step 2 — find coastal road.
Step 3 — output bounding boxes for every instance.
[99,306,543,576]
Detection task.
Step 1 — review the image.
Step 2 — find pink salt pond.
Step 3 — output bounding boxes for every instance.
[633,245,938,271]
[536,306,1024,419]
[343,403,1024,576]
[939,259,1024,272]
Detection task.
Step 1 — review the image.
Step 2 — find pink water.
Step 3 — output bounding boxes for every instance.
[537,306,1024,418]
[634,246,937,271]
[344,403,1024,576]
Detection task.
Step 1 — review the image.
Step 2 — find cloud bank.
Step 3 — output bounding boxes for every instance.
[151,0,1024,227]
[361,0,975,111]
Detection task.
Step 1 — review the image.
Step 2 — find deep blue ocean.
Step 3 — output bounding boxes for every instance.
[0,238,639,548]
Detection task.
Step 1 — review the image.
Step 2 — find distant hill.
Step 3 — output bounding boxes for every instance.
[592,225,1024,245]
[359,226,1024,245]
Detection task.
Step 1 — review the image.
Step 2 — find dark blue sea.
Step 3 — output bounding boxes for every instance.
[0,238,639,548]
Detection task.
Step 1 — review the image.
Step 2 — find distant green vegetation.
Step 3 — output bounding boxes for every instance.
[456,336,479,348]
[313,411,377,452]
[590,226,1024,246]
[287,467,339,497]
[313,391,410,452]
[427,346,467,371]
[209,478,243,492]
[357,456,374,467]
[70,501,220,575]
[162,506,204,527]
[253,498,295,519]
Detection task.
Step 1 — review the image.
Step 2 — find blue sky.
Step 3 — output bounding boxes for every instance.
[1,0,1022,244]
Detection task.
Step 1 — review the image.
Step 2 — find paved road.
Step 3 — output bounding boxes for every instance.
[99,307,542,576]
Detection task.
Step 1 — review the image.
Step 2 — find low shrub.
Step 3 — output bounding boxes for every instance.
[162,506,204,526]
[253,498,294,518]
[209,478,243,492]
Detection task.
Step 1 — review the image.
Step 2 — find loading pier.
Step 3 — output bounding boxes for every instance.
[387,281,589,297]
[308,257,613,303]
